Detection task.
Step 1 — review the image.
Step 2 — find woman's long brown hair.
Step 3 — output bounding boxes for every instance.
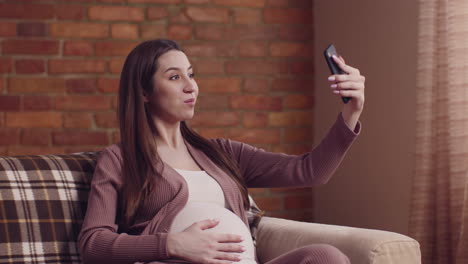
[118,39,250,228]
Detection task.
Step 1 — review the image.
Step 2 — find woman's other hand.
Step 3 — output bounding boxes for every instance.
[328,55,365,130]
[167,219,245,264]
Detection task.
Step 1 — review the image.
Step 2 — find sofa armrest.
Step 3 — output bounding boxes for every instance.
[255,217,421,264]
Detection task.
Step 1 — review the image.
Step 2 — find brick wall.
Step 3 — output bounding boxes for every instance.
[0,0,315,222]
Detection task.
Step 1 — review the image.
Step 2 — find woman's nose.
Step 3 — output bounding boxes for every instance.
[183,79,196,93]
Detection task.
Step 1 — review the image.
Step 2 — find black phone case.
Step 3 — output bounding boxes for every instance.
[324,44,350,104]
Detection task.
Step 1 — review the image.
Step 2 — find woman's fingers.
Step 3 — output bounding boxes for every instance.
[215,233,244,243]
[216,243,245,253]
[330,81,364,91]
[332,55,360,75]
[332,89,364,99]
[214,252,242,262]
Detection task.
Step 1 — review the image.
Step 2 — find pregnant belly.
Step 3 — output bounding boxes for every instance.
[169,202,256,264]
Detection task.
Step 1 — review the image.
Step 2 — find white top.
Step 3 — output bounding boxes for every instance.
[168,169,256,264]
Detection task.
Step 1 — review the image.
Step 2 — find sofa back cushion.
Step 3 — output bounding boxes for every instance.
[0,152,99,264]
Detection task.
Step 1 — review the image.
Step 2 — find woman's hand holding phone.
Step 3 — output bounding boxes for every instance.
[327,51,365,130]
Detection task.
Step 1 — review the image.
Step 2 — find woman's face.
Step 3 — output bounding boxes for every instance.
[145,50,198,123]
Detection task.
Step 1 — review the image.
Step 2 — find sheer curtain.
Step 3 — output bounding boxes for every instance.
[409,0,468,263]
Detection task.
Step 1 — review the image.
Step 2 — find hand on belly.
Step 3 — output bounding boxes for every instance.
[168,202,256,264]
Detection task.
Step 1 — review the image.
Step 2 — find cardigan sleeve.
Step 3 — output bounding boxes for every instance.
[77,146,170,264]
[213,113,361,188]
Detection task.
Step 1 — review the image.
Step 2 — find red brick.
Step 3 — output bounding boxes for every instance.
[264,8,313,24]
[128,0,182,3]
[147,7,169,20]
[8,78,66,94]
[189,112,239,127]
[239,41,267,57]
[17,22,47,37]
[252,196,282,211]
[0,58,13,74]
[66,78,97,94]
[170,11,191,24]
[184,7,230,23]
[285,193,313,210]
[228,128,280,144]
[213,0,266,7]
[271,78,314,92]
[279,25,314,41]
[168,25,192,40]
[226,61,288,75]
[95,41,138,56]
[284,94,314,109]
[290,61,314,74]
[97,0,126,2]
[15,59,45,74]
[230,95,282,111]
[53,131,109,146]
[268,111,313,127]
[195,128,225,139]
[8,146,66,156]
[48,59,106,74]
[0,96,20,111]
[270,42,313,57]
[195,25,225,41]
[192,60,224,74]
[64,146,107,153]
[109,58,125,74]
[234,9,262,25]
[55,96,112,111]
[64,41,94,56]
[0,22,16,37]
[0,78,4,93]
[6,112,63,128]
[50,22,109,39]
[196,25,277,41]
[111,24,139,39]
[21,129,50,146]
[184,43,236,57]
[267,0,312,7]
[0,128,20,146]
[244,79,269,93]
[0,4,55,19]
[283,127,312,143]
[112,130,120,143]
[95,112,118,128]
[3,40,59,55]
[111,95,118,109]
[140,24,167,39]
[97,78,120,93]
[243,112,267,128]
[64,112,93,129]
[88,6,144,22]
[185,0,210,3]
[196,95,229,110]
[57,4,86,20]
[23,96,54,111]
[196,77,241,93]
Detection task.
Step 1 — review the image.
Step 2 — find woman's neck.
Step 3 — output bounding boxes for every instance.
[153,118,184,150]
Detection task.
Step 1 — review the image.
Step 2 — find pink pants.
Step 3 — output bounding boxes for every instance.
[263,244,350,264]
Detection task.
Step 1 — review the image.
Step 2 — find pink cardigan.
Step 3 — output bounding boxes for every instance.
[78,113,361,264]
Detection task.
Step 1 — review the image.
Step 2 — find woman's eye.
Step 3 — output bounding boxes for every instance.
[169,75,179,80]
[189,73,195,78]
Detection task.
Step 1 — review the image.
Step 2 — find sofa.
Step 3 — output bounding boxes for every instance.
[0,151,421,264]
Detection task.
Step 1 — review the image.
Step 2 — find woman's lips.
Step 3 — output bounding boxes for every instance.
[184,98,195,104]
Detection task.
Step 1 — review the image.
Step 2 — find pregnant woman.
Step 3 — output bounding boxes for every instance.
[78,39,365,264]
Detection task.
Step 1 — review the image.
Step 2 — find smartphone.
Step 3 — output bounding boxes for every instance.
[324,44,350,104]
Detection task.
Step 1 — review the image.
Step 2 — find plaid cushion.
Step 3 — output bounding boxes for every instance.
[0,152,99,264]
[0,151,264,264]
